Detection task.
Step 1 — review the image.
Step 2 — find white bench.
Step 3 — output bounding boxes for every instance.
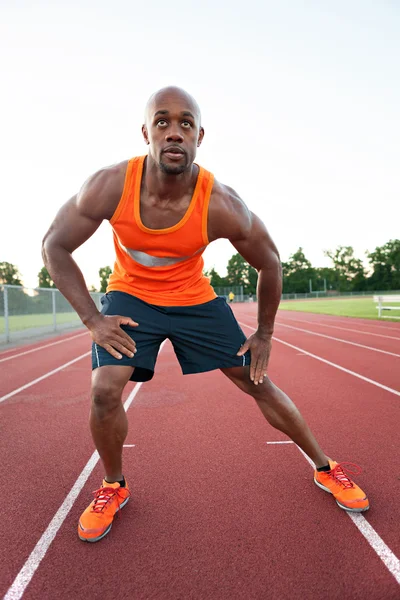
[373,295,400,319]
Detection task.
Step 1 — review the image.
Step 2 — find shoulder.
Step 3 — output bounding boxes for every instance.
[77,159,129,221]
[208,178,252,242]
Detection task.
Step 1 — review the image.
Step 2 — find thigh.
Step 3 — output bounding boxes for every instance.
[92,291,168,382]
[168,296,251,375]
[221,364,272,395]
[221,365,250,390]
[91,365,134,396]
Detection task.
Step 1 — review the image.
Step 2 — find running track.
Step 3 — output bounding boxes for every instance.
[1,307,399,600]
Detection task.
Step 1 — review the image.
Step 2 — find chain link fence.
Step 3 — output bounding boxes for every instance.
[2,284,398,345]
[214,287,400,303]
[281,289,400,300]
[214,286,251,302]
[0,285,103,345]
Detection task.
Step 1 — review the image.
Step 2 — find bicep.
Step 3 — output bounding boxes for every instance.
[231,212,280,271]
[43,196,102,253]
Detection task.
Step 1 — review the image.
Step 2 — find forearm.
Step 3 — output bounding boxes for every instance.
[42,243,100,326]
[256,256,282,335]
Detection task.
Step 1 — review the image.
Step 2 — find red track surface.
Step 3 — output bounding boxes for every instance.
[1,308,399,599]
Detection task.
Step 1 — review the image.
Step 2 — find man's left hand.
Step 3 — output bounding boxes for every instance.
[237,331,273,384]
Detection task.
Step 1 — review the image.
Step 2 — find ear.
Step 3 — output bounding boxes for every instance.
[197,126,205,147]
[142,124,150,145]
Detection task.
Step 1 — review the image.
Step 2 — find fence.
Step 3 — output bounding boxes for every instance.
[214,286,247,302]
[0,285,103,345]
[281,290,400,301]
[214,286,400,303]
[2,284,399,345]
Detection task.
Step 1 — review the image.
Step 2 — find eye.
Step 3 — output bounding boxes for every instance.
[157,120,168,127]
[181,120,192,128]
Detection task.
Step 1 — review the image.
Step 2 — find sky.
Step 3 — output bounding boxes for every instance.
[1,0,399,290]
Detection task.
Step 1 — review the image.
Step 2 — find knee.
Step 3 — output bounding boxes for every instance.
[240,374,276,400]
[223,367,281,402]
[91,379,123,416]
[253,376,277,399]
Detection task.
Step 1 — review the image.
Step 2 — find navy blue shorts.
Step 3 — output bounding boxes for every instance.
[91,291,251,382]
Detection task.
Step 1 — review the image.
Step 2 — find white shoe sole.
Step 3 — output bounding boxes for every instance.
[78,496,130,542]
[314,478,369,513]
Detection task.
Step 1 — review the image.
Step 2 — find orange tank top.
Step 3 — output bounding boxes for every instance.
[107,155,217,306]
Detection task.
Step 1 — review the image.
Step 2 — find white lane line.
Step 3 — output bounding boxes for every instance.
[4,450,100,600]
[245,315,400,584]
[0,353,90,404]
[295,445,400,586]
[276,323,400,358]
[277,317,400,341]
[3,380,144,600]
[301,316,400,333]
[4,341,167,599]
[123,444,136,447]
[0,332,88,363]
[239,321,400,397]
[266,441,294,444]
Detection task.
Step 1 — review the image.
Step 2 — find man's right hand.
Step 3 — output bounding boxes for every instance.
[86,314,138,359]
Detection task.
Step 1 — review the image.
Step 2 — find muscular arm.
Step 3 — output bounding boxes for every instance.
[42,163,126,325]
[209,183,282,335]
[232,214,282,335]
[208,182,281,383]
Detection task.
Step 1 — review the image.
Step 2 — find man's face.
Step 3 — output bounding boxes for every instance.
[142,89,204,175]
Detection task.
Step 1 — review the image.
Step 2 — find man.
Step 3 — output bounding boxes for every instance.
[42,86,368,543]
[228,291,235,303]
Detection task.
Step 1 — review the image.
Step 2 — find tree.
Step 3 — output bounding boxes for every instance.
[283,247,312,275]
[366,239,400,291]
[204,267,229,288]
[0,262,22,285]
[324,246,366,292]
[226,254,248,287]
[38,266,55,288]
[314,267,337,292]
[99,266,112,293]
[225,254,258,294]
[247,264,258,295]
[281,248,314,293]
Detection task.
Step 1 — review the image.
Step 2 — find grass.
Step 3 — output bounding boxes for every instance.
[0,312,81,334]
[279,296,400,321]
[1,298,400,335]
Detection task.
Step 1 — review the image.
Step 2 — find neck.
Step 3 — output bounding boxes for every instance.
[144,154,197,200]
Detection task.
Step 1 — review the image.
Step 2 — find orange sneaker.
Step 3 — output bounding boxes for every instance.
[314,461,369,512]
[78,479,130,542]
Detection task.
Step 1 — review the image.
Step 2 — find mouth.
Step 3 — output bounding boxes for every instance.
[162,146,185,160]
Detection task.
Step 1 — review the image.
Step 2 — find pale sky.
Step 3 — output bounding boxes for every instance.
[1,0,399,290]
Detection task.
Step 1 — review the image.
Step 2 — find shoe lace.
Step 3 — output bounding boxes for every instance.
[90,486,126,514]
[329,462,362,489]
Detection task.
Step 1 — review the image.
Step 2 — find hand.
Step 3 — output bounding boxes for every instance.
[86,314,139,360]
[237,331,273,385]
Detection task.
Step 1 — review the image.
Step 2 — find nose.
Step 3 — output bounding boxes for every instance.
[165,128,183,143]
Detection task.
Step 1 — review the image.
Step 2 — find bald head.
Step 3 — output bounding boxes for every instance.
[142,86,204,175]
[144,86,201,126]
